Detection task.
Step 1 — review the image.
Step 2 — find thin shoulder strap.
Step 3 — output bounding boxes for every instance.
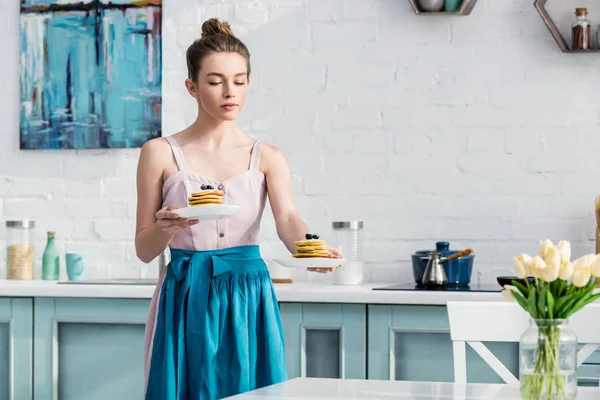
[248,140,264,170]
[163,136,188,172]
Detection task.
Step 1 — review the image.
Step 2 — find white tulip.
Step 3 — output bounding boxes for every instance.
[540,239,555,258]
[572,267,591,287]
[514,254,533,279]
[532,255,547,279]
[572,254,596,270]
[557,240,571,263]
[501,285,517,301]
[589,255,600,278]
[558,261,574,281]
[544,246,561,270]
[541,258,559,282]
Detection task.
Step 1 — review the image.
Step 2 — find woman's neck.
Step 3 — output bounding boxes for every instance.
[182,113,241,149]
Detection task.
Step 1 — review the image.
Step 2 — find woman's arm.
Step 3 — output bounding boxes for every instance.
[261,144,308,254]
[134,139,198,263]
[262,145,342,273]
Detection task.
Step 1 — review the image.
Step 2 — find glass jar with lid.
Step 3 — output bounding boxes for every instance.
[6,220,36,280]
[572,8,591,50]
[331,221,364,285]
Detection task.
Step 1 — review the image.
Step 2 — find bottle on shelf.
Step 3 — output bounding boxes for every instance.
[572,8,591,50]
[42,231,60,280]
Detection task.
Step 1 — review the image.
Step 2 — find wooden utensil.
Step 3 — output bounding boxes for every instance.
[442,248,474,263]
[595,196,600,255]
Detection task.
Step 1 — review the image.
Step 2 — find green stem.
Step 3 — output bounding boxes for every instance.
[521,324,571,400]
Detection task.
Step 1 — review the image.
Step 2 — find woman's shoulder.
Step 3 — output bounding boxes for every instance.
[258,142,289,172]
[139,136,176,170]
[260,142,285,158]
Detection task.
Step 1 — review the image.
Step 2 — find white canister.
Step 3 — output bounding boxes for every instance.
[267,259,293,284]
[331,221,364,285]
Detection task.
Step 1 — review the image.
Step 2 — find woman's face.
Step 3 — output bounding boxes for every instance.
[185,52,249,121]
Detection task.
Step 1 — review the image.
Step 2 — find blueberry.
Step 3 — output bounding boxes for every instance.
[312,234,320,239]
[305,233,312,240]
[200,184,207,190]
[205,185,214,190]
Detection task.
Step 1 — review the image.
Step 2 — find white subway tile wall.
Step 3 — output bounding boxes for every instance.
[1,0,599,283]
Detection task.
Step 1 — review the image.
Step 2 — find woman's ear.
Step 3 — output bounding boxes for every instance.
[185,78,199,98]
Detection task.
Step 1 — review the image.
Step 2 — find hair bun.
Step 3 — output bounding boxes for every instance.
[201,18,234,38]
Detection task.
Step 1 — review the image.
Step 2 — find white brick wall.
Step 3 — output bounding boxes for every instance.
[1,0,599,284]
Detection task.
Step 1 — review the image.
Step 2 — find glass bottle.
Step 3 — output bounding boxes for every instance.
[6,220,35,280]
[572,8,591,50]
[42,231,60,280]
[519,319,577,400]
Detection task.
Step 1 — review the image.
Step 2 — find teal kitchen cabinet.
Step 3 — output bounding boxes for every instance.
[0,298,33,400]
[280,303,366,380]
[367,305,519,383]
[33,298,149,400]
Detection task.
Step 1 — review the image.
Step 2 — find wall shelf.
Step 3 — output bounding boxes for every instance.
[408,0,478,16]
[534,0,600,53]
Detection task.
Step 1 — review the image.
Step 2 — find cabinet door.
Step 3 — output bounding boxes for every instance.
[33,298,149,400]
[367,305,518,383]
[578,347,600,387]
[280,303,366,379]
[0,298,33,400]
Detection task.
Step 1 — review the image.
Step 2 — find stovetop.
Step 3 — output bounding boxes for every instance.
[372,282,502,292]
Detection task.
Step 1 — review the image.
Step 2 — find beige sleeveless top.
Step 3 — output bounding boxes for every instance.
[161,136,267,251]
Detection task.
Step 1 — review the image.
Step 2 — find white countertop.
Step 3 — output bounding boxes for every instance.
[0,280,505,305]
[225,377,600,399]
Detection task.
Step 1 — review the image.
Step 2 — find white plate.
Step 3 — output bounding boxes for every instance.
[173,204,241,220]
[273,257,347,269]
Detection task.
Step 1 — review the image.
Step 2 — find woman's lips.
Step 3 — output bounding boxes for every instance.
[221,103,237,111]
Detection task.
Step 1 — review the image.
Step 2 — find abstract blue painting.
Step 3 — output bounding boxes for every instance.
[20,0,162,149]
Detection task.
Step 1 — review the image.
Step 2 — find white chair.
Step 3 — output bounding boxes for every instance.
[447,301,600,385]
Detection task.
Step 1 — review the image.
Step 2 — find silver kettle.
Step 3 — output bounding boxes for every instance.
[422,252,447,288]
[422,248,474,288]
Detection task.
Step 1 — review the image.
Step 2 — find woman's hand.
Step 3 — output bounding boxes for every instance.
[155,205,199,234]
[308,248,344,274]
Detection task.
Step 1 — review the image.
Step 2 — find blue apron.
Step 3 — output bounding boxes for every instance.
[145,245,288,399]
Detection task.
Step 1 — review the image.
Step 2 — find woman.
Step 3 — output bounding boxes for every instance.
[136,18,341,399]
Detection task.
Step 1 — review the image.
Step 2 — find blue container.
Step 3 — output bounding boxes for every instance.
[444,0,463,12]
[411,241,474,286]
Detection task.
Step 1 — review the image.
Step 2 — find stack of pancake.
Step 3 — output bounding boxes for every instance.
[188,189,224,207]
[293,233,329,258]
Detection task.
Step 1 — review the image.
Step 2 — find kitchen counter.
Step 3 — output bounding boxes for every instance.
[225,377,600,399]
[0,280,506,304]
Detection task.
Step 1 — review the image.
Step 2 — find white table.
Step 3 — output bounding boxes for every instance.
[225,377,600,399]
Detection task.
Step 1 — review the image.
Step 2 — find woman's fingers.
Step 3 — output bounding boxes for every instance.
[158,218,198,233]
[307,267,336,273]
[156,204,181,220]
[328,248,343,259]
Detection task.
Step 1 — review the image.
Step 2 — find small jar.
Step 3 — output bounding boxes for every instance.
[6,220,36,280]
[332,221,364,285]
[596,24,600,49]
[572,8,591,50]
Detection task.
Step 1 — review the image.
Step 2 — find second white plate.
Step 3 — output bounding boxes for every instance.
[173,204,241,220]
[273,257,347,269]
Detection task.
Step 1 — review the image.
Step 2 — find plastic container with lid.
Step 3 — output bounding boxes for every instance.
[331,221,364,285]
[6,220,36,280]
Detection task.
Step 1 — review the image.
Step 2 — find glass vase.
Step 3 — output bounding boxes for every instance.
[519,319,577,400]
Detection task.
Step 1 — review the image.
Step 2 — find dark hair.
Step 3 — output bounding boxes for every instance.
[186,18,251,81]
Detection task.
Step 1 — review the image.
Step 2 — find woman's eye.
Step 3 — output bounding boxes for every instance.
[234,82,246,86]
[208,82,221,86]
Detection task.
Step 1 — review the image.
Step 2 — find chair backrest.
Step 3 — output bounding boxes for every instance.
[447,301,600,384]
